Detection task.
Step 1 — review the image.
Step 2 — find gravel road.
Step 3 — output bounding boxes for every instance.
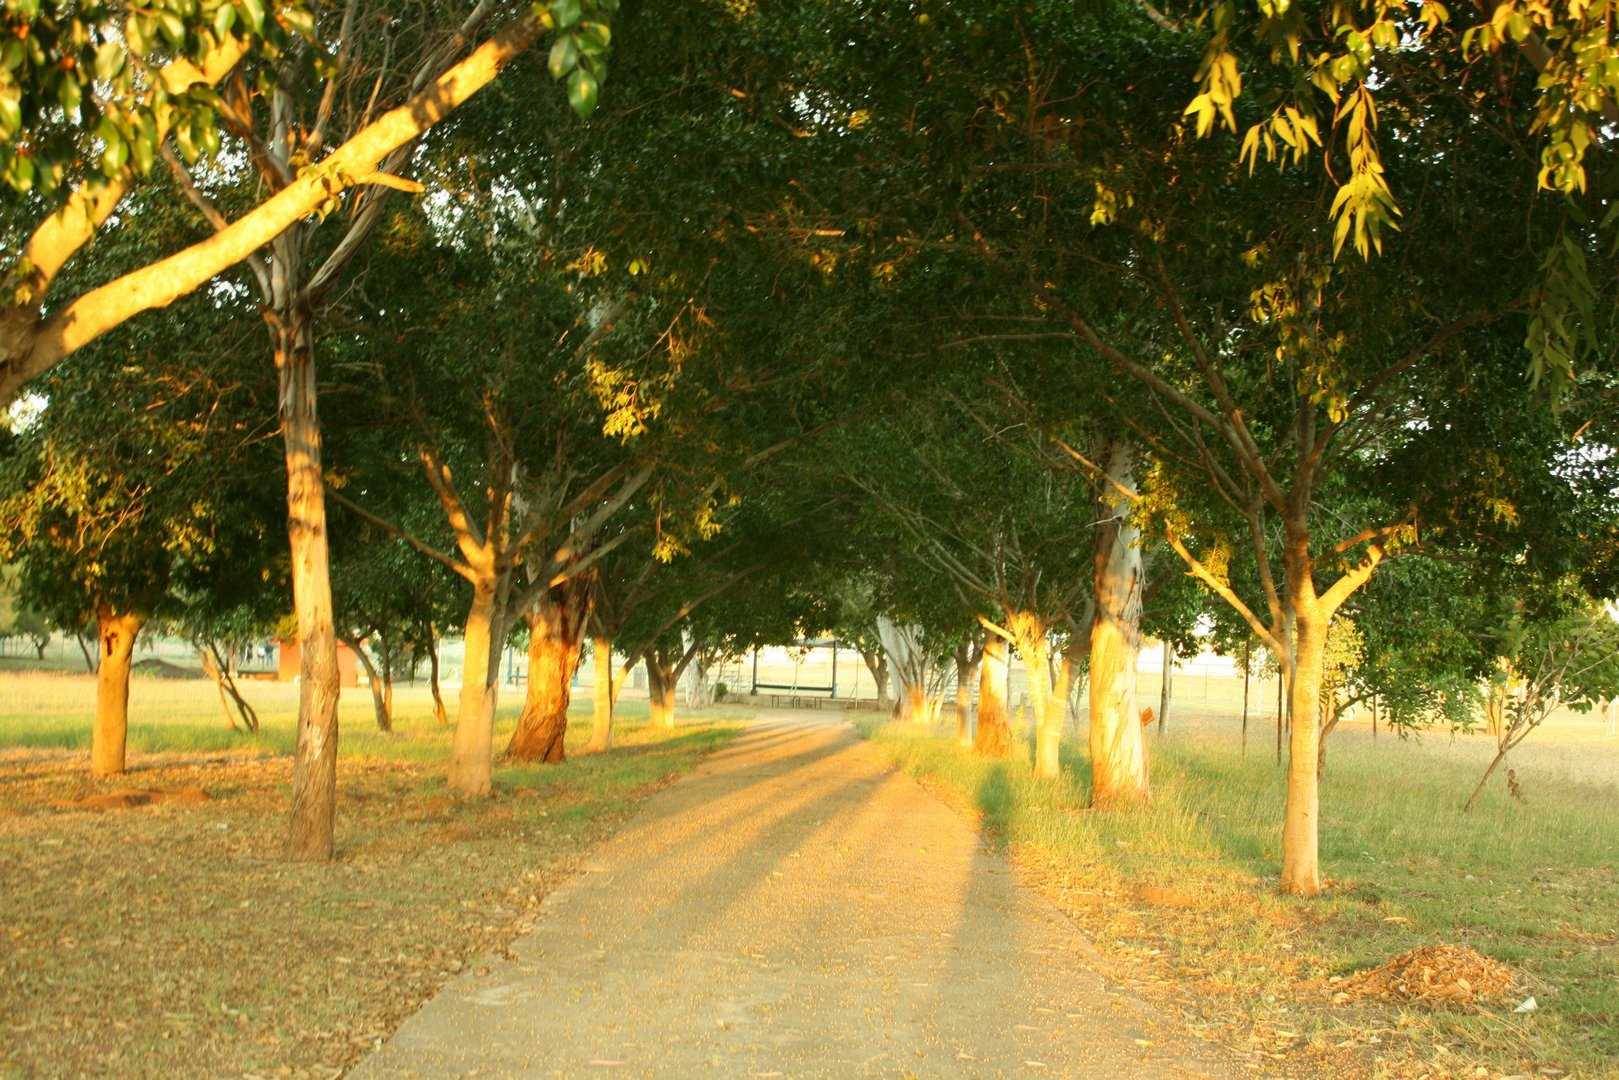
[351,713,1230,1079]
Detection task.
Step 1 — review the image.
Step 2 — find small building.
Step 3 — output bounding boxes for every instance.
[273,637,361,688]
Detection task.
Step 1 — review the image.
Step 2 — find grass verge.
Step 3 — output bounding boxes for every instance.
[856,715,1619,1079]
[0,679,740,1078]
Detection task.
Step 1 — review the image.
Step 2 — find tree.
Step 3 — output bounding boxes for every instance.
[1465,591,1619,810]
[2,0,621,858]
[0,564,51,659]
[733,0,1619,895]
[0,1,619,398]
[1178,0,1619,390]
[0,284,278,774]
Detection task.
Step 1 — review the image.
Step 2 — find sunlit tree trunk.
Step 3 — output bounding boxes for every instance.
[92,604,144,777]
[1281,592,1329,898]
[276,303,343,860]
[507,579,590,763]
[589,635,616,751]
[1008,614,1065,780]
[880,619,941,724]
[974,634,1012,757]
[450,573,500,795]
[1088,444,1150,806]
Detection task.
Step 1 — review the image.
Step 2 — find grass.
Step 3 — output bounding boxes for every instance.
[857,712,1619,1079]
[0,671,743,1078]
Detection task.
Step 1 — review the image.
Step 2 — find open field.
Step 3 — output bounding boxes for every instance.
[4,663,1615,1077]
[0,674,742,1078]
[858,708,1619,1078]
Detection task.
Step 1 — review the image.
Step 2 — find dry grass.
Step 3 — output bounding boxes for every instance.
[858,710,1619,1079]
[0,674,740,1078]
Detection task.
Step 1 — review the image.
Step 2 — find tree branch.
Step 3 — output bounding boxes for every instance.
[5,13,546,400]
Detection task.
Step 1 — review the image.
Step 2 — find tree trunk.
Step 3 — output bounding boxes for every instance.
[974,634,1012,757]
[507,579,589,763]
[92,604,143,776]
[589,635,616,752]
[202,645,236,729]
[904,681,931,724]
[954,640,979,748]
[381,635,394,723]
[201,641,260,732]
[1281,598,1329,898]
[1012,619,1063,780]
[1158,638,1173,735]
[450,575,499,795]
[343,635,393,733]
[1276,672,1284,765]
[1465,743,1515,811]
[681,631,711,708]
[877,617,939,724]
[648,648,678,730]
[426,623,449,726]
[1485,680,1507,743]
[75,632,97,672]
[277,308,343,861]
[1241,638,1251,755]
[1089,445,1150,805]
[859,648,891,712]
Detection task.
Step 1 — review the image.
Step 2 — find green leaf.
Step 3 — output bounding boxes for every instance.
[577,20,610,54]
[551,0,583,30]
[127,15,152,56]
[0,91,20,139]
[7,152,35,193]
[158,12,187,48]
[57,76,82,118]
[131,125,156,173]
[567,66,598,117]
[175,122,198,164]
[549,35,579,80]
[213,3,237,41]
[94,40,125,81]
[283,6,315,39]
[237,0,266,35]
[102,132,129,175]
[199,117,220,159]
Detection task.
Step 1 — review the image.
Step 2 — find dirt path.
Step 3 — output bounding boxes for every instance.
[351,713,1229,1078]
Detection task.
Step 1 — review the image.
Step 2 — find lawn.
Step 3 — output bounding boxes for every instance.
[0,671,743,1078]
[857,709,1619,1079]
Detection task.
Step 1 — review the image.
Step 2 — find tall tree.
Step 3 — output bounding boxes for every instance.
[0,281,277,773]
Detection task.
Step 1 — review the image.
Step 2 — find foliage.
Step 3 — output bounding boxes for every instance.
[0,0,309,201]
[0,561,49,653]
[0,300,278,631]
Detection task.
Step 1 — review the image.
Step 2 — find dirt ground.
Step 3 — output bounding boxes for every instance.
[353,713,1233,1079]
[0,725,733,1079]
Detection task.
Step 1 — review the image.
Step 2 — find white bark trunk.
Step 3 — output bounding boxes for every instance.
[1088,443,1150,806]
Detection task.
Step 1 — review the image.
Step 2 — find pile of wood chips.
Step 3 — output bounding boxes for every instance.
[1338,945,1518,1007]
